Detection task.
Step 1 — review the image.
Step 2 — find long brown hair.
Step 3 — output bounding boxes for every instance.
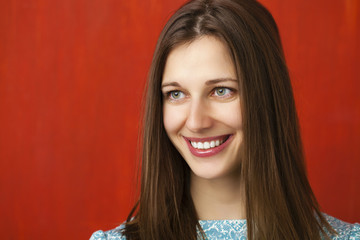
[123,0,336,239]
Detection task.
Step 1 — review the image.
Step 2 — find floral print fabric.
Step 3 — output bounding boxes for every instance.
[90,214,360,240]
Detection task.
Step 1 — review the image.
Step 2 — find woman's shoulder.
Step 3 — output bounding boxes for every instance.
[89,214,360,240]
[323,213,360,239]
[90,224,126,240]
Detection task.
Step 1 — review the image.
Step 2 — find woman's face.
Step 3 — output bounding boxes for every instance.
[162,36,243,180]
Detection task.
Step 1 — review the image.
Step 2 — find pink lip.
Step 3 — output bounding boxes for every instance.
[183,134,233,158]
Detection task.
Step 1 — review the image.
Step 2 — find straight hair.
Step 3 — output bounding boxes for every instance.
[123,0,336,239]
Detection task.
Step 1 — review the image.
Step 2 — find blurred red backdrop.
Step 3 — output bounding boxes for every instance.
[0,0,359,239]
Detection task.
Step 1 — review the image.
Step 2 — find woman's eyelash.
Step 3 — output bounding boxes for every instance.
[213,86,235,91]
[163,86,236,100]
[164,90,185,100]
[164,90,178,97]
[212,86,236,96]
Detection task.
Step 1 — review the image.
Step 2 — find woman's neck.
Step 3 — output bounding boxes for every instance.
[190,171,246,220]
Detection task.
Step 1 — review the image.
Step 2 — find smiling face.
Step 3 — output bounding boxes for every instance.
[162,36,243,181]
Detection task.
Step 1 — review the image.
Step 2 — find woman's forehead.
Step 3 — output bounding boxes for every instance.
[162,36,237,85]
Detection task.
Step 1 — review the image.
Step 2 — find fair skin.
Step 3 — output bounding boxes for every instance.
[162,36,246,220]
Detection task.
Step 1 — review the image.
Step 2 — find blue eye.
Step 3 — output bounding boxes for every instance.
[214,87,232,97]
[169,91,185,100]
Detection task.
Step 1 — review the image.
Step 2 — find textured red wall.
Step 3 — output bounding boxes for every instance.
[0,0,358,239]
[260,0,360,222]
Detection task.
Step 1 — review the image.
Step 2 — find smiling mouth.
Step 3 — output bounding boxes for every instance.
[183,134,233,158]
[186,135,231,150]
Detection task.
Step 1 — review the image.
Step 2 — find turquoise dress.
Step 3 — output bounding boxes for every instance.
[90,214,360,239]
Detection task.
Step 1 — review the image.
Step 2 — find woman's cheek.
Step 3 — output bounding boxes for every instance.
[213,101,242,129]
[163,105,186,134]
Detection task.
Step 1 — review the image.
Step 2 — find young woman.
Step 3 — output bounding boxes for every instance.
[91,0,360,239]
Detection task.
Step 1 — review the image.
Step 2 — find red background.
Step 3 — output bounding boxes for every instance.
[0,0,359,239]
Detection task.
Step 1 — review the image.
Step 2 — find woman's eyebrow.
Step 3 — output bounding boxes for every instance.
[161,82,181,89]
[162,78,237,88]
[205,78,238,85]
[161,78,237,90]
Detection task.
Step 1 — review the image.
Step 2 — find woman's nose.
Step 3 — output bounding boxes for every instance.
[185,99,212,132]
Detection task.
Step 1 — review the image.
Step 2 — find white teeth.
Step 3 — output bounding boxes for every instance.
[190,138,226,150]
